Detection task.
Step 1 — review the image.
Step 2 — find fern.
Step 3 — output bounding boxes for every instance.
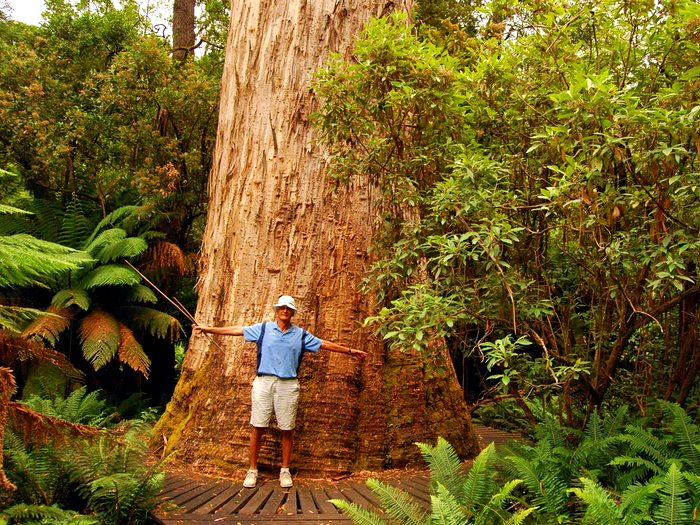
[79,264,141,289]
[416,437,466,498]
[653,464,693,525]
[117,324,150,378]
[660,402,700,473]
[22,305,72,346]
[82,206,139,247]
[52,288,92,311]
[0,234,93,289]
[366,478,428,525]
[79,310,120,370]
[460,442,497,513]
[0,305,50,333]
[330,498,389,525]
[96,236,148,263]
[429,483,465,525]
[59,196,94,249]
[119,306,182,339]
[0,503,98,524]
[123,284,158,304]
[22,387,114,427]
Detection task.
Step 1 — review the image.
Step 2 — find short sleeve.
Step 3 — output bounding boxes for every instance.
[242,322,264,342]
[303,331,322,353]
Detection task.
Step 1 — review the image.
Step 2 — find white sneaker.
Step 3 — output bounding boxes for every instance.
[279,469,293,488]
[243,469,258,488]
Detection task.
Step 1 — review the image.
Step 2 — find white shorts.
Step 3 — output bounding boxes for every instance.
[250,375,300,430]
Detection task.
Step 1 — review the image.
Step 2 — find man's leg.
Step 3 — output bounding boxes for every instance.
[280,429,293,468]
[249,426,266,469]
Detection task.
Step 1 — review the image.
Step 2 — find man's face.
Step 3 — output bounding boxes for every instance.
[275,305,295,322]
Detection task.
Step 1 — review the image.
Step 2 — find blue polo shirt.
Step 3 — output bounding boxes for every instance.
[242,322,322,378]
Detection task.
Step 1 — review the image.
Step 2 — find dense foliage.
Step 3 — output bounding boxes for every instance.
[314,0,700,424]
[335,403,700,524]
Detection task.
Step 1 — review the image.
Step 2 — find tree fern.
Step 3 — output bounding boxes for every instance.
[123,284,158,304]
[59,196,95,249]
[22,305,72,346]
[120,306,182,339]
[0,234,93,289]
[79,310,121,370]
[52,288,92,311]
[82,206,139,247]
[117,324,150,378]
[79,264,141,289]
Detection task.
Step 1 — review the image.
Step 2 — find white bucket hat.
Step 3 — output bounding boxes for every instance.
[273,295,297,311]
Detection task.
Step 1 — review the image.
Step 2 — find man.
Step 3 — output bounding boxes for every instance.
[194,295,367,489]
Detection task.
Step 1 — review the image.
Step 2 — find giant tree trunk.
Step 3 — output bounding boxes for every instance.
[155,0,479,475]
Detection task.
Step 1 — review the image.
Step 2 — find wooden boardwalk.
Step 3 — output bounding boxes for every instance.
[153,425,519,525]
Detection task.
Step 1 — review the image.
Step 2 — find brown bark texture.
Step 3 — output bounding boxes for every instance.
[155,0,479,476]
[172,0,196,61]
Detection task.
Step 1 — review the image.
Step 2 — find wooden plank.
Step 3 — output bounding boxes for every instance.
[278,487,298,516]
[296,486,318,515]
[237,484,275,515]
[346,481,381,508]
[176,481,234,513]
[337,482,375,510]
[310,486,341,515]
[160,478,200,497]
[159,517,351,524]
[191,483,243,514]
[168,484,210,506]
[213,484,258,515]
[259,486,290,515]
[390,479,431,507]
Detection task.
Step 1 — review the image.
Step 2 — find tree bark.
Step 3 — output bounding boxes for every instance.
[155,0,479,475]
[172,0,196,61]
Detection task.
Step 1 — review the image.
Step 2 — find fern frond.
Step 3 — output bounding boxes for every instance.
[119,306,182,339]
[0,305,50,332]
[461,442,496,511]
[83,227,127,255]
[0,331,84,380]
[0,503,95,523]
[79,264,141,289]
[60,196,94,249]
[505,454,569,518]
[0,203,33,215]
[416,437,466,497]
[609,455,665,476]
[618,481,660,518]
[52,287,92,310]
[604,405,630,438]
[570,477,625,525]
[482,478,524,522]
[22,387,114,427]
[118,323,150,378]
[83,206,138,247]
[0,234,93,289]
[124,284,158,304]
[366,478,428,525]
[22,305,72,346]
[616,425,671,472]
[79,310,120,370]
[330,498,389,525]
[660,401,700,473]
[430,482,466,525]
[653,463,692,525]
[140,240,190,277]
[96,236,148,263]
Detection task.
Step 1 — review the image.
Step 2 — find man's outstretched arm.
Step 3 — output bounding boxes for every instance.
[320,340,367,359]
[193,324,244,336]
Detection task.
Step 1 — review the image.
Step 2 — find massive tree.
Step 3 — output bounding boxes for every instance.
[155,0,479,475]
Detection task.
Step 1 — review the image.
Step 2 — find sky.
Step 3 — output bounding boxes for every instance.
[6,0,45,25]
